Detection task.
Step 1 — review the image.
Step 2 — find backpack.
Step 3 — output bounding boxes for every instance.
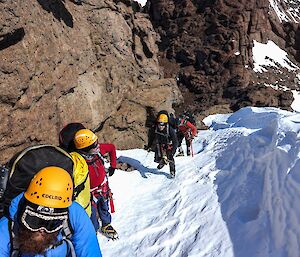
[0,144,90,218]
[180,111,196,126]
[59,122,86,152]
[70,152,91,216]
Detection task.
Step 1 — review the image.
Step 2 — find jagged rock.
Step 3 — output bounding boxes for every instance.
[0,0,183,163]
[149,0,295,115]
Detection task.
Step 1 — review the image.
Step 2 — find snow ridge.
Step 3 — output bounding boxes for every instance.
[99,107,300,257]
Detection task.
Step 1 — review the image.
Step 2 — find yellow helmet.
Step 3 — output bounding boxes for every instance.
[74,129,98,149]
[157,114,168,123]
[24,167,73,208]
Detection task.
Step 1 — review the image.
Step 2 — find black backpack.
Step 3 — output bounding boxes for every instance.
[59,122,86,152]
[0,145,80,256]
[180,111,196,126]
[0,145,74,218]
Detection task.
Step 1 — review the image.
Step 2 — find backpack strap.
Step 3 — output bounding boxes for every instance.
[64,238,77,257]
[62,215,74,239]
[73,174,89,198]
[0,166,9,218]
[9,219,20,257]
[47,215,75,256]
[61,216,76,257]
[47,216,75,256]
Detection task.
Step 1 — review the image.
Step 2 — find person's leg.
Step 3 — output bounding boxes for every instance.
[154,146,160,163]
[186,137,191,156]
[98,196,118,239]
[97,196,111,227]
[176,132,184,156]
[157,144,167,169]
[90,204,100,231]
[167,151,176,177]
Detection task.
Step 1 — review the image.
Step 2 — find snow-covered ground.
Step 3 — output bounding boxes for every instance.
[292,90,300,112]
[252,40,298,73]
[252,40,300,112]
[269,0,300,23]
[135,0,147,6]
[98,107,300,257]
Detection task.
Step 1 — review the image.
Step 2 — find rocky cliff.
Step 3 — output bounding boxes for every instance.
[148,0,299,118]
[1,0,300,163]
[0,0,182,162]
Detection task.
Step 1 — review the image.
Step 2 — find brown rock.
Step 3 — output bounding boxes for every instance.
[149,0,298,117]
[0,0,182,163]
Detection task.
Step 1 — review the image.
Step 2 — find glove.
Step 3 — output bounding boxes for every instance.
[162,156,169,164]
[108,167,115,176]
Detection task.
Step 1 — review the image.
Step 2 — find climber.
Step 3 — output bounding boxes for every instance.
[145,112,178,178]
[74,129,118,240]
[0,166,102,257]
[176,111,197,156]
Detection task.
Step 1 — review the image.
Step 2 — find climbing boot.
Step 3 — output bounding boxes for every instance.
[100,224,119,240]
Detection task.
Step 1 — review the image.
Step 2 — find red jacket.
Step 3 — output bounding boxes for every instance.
[178,119,197,138]
[85,143,117,191]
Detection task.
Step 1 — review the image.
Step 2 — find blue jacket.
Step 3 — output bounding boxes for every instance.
[0,194,102,257]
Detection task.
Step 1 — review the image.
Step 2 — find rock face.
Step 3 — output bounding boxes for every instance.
[148,0,297,115]
[2,0,300,162]
[0,0,182,163]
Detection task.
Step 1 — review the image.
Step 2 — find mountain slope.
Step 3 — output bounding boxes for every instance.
[100,107,300,257]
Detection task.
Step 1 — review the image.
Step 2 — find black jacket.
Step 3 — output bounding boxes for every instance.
[147,124,178,156]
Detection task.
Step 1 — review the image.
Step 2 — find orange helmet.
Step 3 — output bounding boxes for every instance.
[157,114,168,123]
[74,129,98,149]
[24,166,73,208]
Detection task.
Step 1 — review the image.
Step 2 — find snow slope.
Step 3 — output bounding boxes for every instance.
[269,0,300,23]
[252,40,298,73]
[135,0,147,6]
[252,40,300,112]
[98,107,300,257]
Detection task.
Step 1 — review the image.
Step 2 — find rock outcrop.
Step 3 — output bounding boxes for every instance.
[2,0,300,162]
[0,0,182,163]
[148,0,297,116]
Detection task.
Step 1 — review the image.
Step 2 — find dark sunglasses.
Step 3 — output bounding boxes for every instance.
[88,140,100,154]
[158,122,166,126]
[21,208,66,233]
[80,140,99,154]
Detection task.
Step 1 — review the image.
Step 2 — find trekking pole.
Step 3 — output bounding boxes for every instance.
[108,188,115,213]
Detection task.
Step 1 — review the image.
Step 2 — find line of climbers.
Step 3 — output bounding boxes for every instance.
[145,110,197,178]
[0,123,119,256]
[0,109,197,256]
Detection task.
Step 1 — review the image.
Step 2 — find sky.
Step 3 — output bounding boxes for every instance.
[97,106,300,257]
